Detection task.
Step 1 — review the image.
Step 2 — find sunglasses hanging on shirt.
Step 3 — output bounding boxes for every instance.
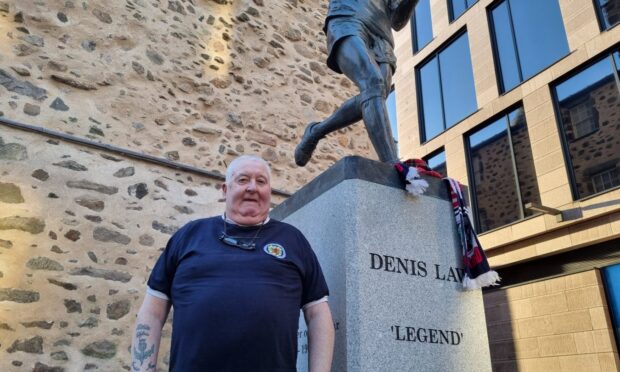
[219,215,264,251]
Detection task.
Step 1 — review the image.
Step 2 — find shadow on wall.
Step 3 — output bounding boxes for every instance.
[483,289,518,371]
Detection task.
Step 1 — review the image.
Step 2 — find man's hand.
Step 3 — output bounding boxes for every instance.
[304,301,335,372]
[391,0,420,31]
[131,294,171,371]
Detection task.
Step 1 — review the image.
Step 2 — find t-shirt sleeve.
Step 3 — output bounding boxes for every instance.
[298,232,329,307]
[147,226,186,299]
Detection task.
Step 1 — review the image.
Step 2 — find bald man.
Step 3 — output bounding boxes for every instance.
[131,156,334,372]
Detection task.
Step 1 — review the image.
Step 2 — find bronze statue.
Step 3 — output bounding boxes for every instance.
[295,0,419,166]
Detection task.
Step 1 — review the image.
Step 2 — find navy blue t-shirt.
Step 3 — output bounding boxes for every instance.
[147,217,329,372]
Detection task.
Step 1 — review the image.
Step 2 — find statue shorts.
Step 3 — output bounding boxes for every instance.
[325,17,397,74]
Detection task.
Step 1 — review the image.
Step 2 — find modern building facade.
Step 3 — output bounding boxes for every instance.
[392,0,620,370]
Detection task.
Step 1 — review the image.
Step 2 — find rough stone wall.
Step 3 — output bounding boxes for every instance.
[560,78,620,198]
[471,131,519,231]
[469,112,540,232]
[0,0,374,194]
[0,125,288,371]
[0,1,371,370]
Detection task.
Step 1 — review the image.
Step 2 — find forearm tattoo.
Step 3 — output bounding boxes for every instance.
[132,323,156,371]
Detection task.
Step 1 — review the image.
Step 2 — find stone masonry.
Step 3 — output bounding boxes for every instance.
[484,270,619,371]
[0,0,375,193]
[0,0,377,370]
[0,125,286,371]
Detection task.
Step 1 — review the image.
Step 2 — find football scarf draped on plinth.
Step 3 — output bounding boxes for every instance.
[395,159,500,290]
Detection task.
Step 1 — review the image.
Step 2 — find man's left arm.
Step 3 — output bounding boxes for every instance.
[303,302,335,372]
[390,0,420,31]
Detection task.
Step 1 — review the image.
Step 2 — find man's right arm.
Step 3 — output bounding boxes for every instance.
[131,294,171,371]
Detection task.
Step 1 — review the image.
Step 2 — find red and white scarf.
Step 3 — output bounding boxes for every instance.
[395,159,500,290]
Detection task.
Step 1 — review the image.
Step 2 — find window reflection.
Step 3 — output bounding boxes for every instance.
[386,89,399,150]
[412,0,433,52]
[602,264,620,348]
[449,0,477,21]
[467,107,541,232]
[425,149,447,177]
[592,168,619,193]
[418,32,477,142]
[595,0,620,30]
[439,33,478,129]
[490,1,521,92]
[509,109,540,218]
[419,58,444,140]
[554,52,620,199]
[490,0,569,93]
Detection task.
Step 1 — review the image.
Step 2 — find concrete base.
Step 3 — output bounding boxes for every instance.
[271,157,491,372]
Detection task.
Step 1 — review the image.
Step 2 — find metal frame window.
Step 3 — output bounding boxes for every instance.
[465,105,541,232]
[411,0,433,53]
[594,0,620,31]
[602,263,620,351]
[552,49,620,200]
[448,0,478,22]
[424,148,447,176]
[416,30,478,142]
[488,0,569,93]
[568,100,599,140]
[386,86,399,149]
[591,167,619,193]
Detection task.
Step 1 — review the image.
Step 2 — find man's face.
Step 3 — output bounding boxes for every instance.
[222,159,271,225]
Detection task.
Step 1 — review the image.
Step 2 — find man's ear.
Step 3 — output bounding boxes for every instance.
[222,183,227,196]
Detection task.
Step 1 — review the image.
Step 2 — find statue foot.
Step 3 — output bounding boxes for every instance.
[295,122,323,167]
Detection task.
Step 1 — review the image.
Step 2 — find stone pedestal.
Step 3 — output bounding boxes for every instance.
[271,156,492,372]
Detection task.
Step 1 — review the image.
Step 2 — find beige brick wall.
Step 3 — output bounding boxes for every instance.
[484,270,620,372]
[484,209,620,268]
[392,0,620,266]
[392,3,620,369]
[558,0,601,51]
[392,0,620,167]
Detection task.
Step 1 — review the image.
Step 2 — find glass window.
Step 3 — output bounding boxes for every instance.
[595,0,620,30]
[466,106,541,232]
[569,101,598,139]
[417,32,477,142]
[489,0,569,92]
[386,88,399,148]
[439,33,478,129]
[592,167,620,193]
[419,58,444,140]
[602,264,620,349]
[449,0,477,21]
[490,1,521,92]
[412,0,433,52]
[425,149,447,176]
[554,51,620,199]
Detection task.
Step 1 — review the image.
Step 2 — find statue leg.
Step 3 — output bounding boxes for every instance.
[295,36,398,166]
[296,83,366,166]
[294,95,362,166]
[335,36,398,163]
[312,63,393,140]
[314,96,363,135]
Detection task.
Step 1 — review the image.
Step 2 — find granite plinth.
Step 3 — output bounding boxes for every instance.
[272,156,491,372]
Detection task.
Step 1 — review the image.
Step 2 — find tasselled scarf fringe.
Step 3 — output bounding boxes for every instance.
[395,159,501,291]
